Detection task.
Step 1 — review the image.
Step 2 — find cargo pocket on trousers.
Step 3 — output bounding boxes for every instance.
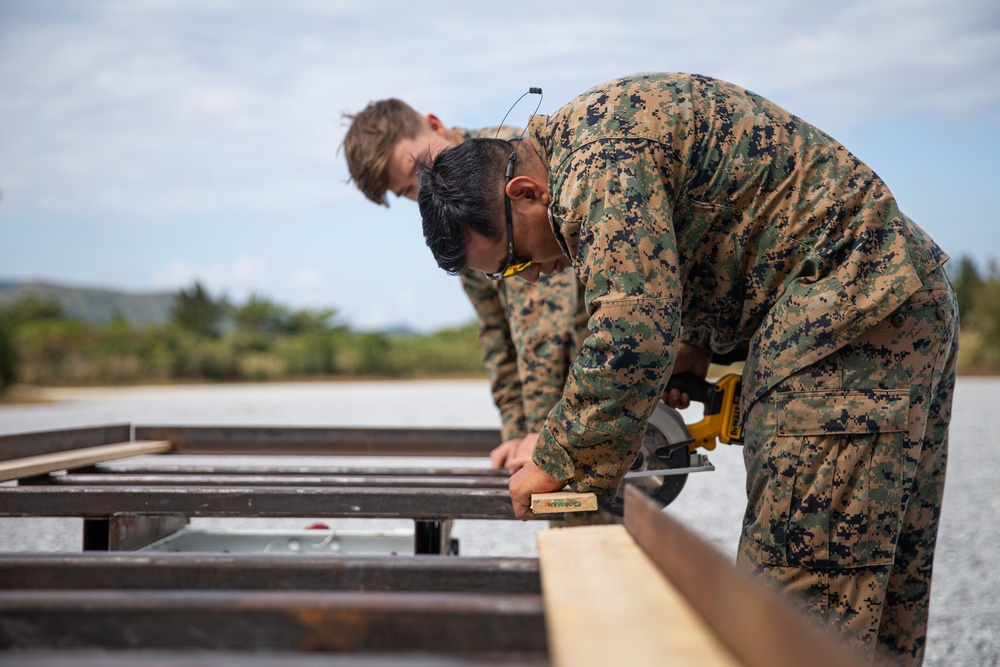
[775,389,909,568]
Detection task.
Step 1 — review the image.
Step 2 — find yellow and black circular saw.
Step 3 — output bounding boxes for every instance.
[601,373,743,515]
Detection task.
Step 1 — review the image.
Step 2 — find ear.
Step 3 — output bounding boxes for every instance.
[424,114,449,138]
[506,175,547,203]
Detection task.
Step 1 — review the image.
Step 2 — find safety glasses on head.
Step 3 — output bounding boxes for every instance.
[482,87,543,281]
[483,149,532,281]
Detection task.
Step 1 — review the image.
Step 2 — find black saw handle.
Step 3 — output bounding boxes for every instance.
[665,373,724,415]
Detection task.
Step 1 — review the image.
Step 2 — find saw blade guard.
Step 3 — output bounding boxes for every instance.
[600,401,696,515]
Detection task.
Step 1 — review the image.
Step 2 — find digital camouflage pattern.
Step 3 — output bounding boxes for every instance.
[460,269,582,439]
[455,126,586,441]
[739,265,957,665]
[433,127,620,526]
[526,72,946,491]
[524,73,953,662]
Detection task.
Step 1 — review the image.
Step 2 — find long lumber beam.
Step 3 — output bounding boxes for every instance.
[623,485,864,667]
[0,441,172,483]
[537,523,739,667]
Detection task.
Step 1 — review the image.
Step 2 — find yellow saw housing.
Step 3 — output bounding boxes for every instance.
[685,373,744,451]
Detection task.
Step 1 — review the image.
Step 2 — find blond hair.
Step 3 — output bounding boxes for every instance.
[341,99,426,206]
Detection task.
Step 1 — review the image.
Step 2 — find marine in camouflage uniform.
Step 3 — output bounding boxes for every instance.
[456,129,584,443]
[342,111,583,444]
[417,73,957,664]
[344,107,618,526]
[436,129,620,527]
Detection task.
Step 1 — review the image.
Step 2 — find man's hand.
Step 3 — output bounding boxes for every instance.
[663,343,713,409]
[489,433,540,473]
[508,460,566,520]
[505,432,538,473]
[489,438,521,470]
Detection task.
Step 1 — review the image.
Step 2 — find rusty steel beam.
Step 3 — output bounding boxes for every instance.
[0,485,516,520]
[0,590,546,654]
[134,425,502,457]
[92,463,506,477]
[34,473,510,489]
[0,424,131,461]
[0,554,541,594]
[622,485,865,667]
[0,650,548,666]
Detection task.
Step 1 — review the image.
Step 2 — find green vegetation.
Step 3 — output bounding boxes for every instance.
[1,255,998,394]
[951,257,1000,374]
[0,281,484,390]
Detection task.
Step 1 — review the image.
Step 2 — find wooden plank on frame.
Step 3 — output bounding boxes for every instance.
[623,485,865,667]
[0,441,172,483]
[537,524,739,667]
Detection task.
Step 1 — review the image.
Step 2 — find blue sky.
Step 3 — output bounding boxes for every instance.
[1,0,998,331]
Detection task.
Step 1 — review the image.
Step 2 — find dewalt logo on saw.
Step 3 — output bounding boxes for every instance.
[672,373,744,450]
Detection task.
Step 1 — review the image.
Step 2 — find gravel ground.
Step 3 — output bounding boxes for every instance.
[1,377,997,665]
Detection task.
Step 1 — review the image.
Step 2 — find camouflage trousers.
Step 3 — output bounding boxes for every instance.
[737,266,958,666]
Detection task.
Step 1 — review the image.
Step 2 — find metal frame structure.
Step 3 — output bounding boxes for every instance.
[0,424,515,554]
[0,423,863,666]
[0,423,547,664]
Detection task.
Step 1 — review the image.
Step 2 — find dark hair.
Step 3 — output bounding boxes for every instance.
[418,139,512,275]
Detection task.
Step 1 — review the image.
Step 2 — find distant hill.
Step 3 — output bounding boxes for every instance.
[0,280,176,326]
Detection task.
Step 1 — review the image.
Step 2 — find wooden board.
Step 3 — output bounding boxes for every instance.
[623,486,863,667]
[530,491,597,514]
[0,441,172,483]
[537,525,739,667]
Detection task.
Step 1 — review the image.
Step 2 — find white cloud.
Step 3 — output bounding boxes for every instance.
[291,268,324,288]
[151,256,272,300]
[4,0,996,225]
[1,0,997,329]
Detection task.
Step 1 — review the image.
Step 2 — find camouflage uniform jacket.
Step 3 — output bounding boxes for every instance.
[456,127,584,442]
[527,72,947,498]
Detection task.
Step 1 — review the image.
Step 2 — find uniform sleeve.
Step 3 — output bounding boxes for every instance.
[679,325,712,350]
[502,271,579,433]
[533,140,682,500]
[460,272,527,442]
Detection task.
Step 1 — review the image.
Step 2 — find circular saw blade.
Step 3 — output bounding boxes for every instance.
[600,401,695,516]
